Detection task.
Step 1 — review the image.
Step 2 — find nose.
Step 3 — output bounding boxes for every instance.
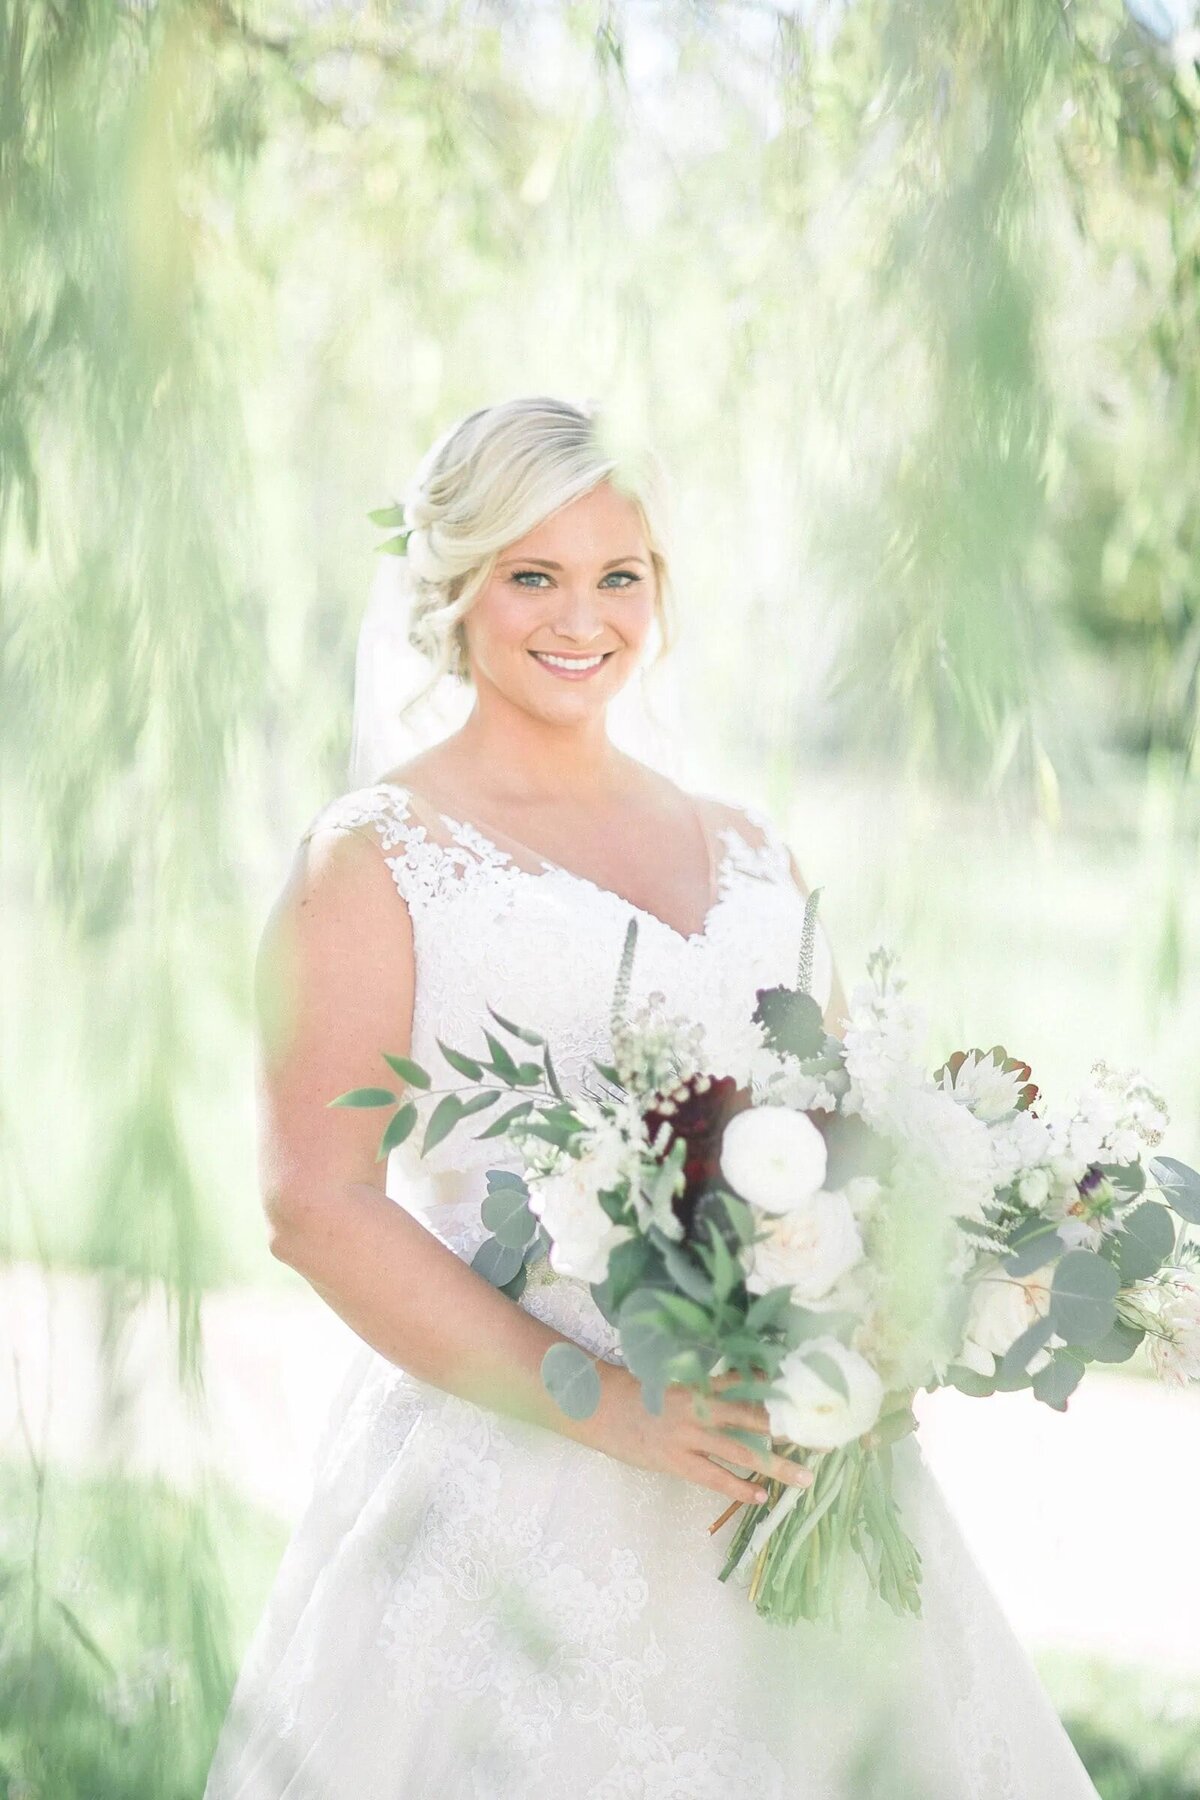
[550,589,606,645]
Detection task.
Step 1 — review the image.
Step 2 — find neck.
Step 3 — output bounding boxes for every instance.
[450,684,629,803]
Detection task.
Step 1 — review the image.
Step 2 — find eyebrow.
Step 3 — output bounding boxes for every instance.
[497,555,649,570]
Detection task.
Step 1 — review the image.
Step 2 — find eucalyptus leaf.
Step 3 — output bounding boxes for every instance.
[1086,1318,1145,1364]
[540,1342,601,1420]
[1148,1155,1200,1225]
[500,1261,528,1301]
[1004,1227,1062,1277]
[1032,1349,1085,1410]
[481,1186,537,1248]
[1116,1202,1176,1283]
[998,1314,1055,1380]
[946,1365,996,1398]
[470,1235,524,1288]
[1049,1251,1120,1344]
[485,1169,529,1194]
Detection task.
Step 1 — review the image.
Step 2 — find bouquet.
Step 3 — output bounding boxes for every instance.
[332,904,1200,1628]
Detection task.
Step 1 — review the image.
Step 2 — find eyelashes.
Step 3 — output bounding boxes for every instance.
[509,570,642,590]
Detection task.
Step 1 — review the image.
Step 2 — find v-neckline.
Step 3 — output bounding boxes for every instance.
[380,781,729,949]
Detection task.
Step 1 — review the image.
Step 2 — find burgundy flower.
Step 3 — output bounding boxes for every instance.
[643,1073,753,1237]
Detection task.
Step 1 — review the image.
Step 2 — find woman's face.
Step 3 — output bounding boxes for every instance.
[462,481,658,726]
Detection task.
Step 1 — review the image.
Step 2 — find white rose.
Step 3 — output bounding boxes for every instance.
[958,1267,1055,1377]
[719,1106,827,1214]
[766,1337,884,1450]
[745,1188,864,1301]
[527,1158,633,1285]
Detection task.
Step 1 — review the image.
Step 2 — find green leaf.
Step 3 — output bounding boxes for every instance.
[1049,1251,1120,1345]
[656,1237,716,1306]
[422,1094,464,1156]
[486,1169,529,1194]
[329,1086,396,1109]
[998,1315,1055,1381]
[483,1030,522,1084]
[367,503,407,527]
[541,1342,602,1419]
[744,1286,794,1333]
[474,1101,536,1139]
[945,1364,996,1398]
[458,1091,501,1119]
[752,986,825,1060]
[655,1290,713,1335]
[1032,1349,1086,1410]
[499,1261,528,1301]
[803,1348,850,1402]
[701,1218,739,1304]
[379,1102,418,1157]
[618,1289,677,1378]
[382,1054,431,1090]
[377,533,409,556]
[1099,1160,1146,1196]
[437,1039,485,1081]
[542,1045,564,1099]
[512,1061,545,1086]
[1116,1203,1176,1283]
[1004,1227,1062,1277]
[481,1186,537,1249]
[486,1003,546,1046]
[1148,1156,1200,1225]
[470,1236,524,1287]
[1086,1318,1145,1364]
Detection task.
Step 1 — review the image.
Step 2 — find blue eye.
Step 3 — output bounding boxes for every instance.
[510,570,641,589]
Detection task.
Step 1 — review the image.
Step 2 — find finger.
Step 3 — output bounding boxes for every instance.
[687,1452,769,1507]
[703,1431,815,1490]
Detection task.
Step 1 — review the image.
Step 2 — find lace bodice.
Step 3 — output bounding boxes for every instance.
[299,779,834,1215]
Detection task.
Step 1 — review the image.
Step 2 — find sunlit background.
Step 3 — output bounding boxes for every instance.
[3,0,1199,1793]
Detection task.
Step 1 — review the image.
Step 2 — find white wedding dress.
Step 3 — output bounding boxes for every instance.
[204,781,1100,1800]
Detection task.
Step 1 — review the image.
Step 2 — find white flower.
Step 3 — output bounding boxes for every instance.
[719,1105,827,1214]
[1017,1166,1052,1209]
[841,975,928,1126]
[766,1338,884,1450]
[1145,1266,1200,1388]
[957,1265,1056,1377]
[745,1188,864,1301]
[526,1110,639,1284]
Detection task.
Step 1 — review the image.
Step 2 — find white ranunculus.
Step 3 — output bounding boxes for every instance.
[766,1337,884,1450]
[957,1267,1055,1377]
[745,1188,864,1301]
[1146,1266,1200,1387]
[719,1105,827,1214]
[527,1154,633,1285]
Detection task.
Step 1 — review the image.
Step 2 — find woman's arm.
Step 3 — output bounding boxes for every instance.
[254,822,809,1505]
[785,844,850,1035]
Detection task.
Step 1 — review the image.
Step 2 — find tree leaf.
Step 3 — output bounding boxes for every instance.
[1032,1349,1086,1410]
[998,1314,1055,1380]
[379,1102,418,1158]
[486,1003,546,1046]
[328,1086,396,1109]
[382,1054,431,1089]
[437,1038,485,1081]
[1004,1227,1062,1276]
[483,1030,522,1084]
[474,1101,536,1139]
[422,1093,464,1156]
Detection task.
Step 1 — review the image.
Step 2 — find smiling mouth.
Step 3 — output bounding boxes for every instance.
[528,649,616,676]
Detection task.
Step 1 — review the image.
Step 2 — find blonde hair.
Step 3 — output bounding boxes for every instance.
[393,394,677,719]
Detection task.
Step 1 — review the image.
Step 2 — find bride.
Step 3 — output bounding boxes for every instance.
[204,395,1100,1797]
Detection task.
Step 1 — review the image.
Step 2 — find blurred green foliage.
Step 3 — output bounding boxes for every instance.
[3,0,1199,1792]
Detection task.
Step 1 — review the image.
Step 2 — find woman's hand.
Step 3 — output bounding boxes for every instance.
[587,1364,816,1507]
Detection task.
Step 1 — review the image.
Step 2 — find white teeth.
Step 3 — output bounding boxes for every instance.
[532,652,607,670]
